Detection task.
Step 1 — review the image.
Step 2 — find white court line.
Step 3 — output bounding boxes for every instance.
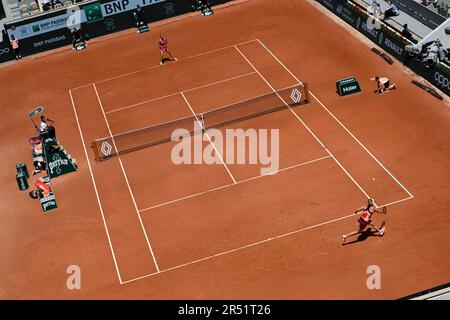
[105,71,257,114]
[256,38,414,200]
[139,155,332,213]
[121,210,359,285]
[70,83,95,91]
[93,83,161,273]
[70,39,259,91]
[233,45,372,201]
[174,38,258,64]
[95,70,144,85]
[180,92,237,184]
[377,195,414,209]
[68,89,123,284]
[71,70,145,91]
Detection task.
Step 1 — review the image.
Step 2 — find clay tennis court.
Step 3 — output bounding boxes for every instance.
[1,0,449,299]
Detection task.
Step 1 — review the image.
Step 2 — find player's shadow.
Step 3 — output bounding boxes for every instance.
[161,57,174,64]
[342,228,383,246]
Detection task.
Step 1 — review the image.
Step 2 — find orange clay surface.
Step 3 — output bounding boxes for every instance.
[1,0,449,299]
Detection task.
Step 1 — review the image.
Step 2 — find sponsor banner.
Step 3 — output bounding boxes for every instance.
[43,137,78,179]
[9,28,73,56]
[3,0,231,59]
[434,71,450,91]
[33,33,69,49]
[9,13,74,40]
[83,0,227,38]
[83,0,183,38]
[84,0,171,23]
[335,2,357,26]
[101,0,167,18]
[39,176,58,212]
[84,2,104,23]
[404,58,450,97]
[7,0,167,40]
[0,41,15,63]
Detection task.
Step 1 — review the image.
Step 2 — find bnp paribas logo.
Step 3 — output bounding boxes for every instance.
[84,3,104,23]
[32,25,41,32]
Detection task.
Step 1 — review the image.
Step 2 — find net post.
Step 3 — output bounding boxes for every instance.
[91,141,100,161]
[303,82,310,104]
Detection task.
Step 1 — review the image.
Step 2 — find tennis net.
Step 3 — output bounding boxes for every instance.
[91,82,309,161]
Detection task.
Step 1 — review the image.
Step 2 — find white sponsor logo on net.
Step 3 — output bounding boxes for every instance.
[434,72,450,90]
[290,88,302,103]
[171,122,280,175]
[101,141,112,156]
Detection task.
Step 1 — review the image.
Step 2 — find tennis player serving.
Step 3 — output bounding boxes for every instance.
[342,198,386,242]
[159,34,177,65]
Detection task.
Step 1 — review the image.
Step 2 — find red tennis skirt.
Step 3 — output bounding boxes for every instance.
[358,217,370,229]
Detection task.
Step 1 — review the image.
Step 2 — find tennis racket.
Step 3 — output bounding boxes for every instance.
[380,206,387,214]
